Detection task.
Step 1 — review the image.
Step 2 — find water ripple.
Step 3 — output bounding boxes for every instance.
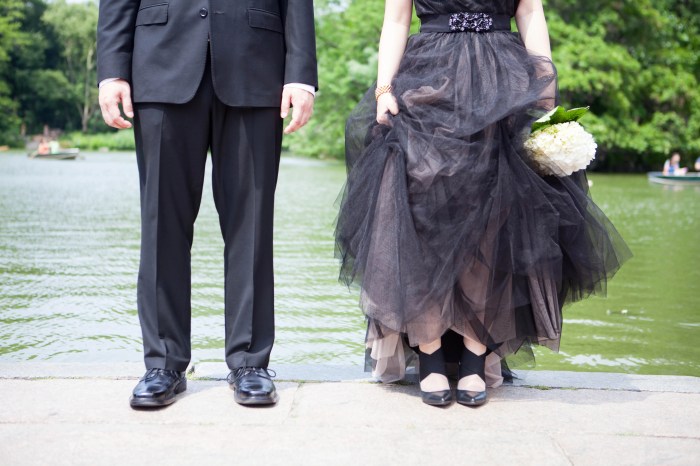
[1,155,698,375]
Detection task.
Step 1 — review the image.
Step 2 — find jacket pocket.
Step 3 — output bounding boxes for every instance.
[136,3,168,26]
[248,8,283,33]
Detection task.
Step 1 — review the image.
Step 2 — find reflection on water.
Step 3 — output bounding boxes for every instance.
[0,152,363,366]
[532,173,700,376]
[0,153,698,376]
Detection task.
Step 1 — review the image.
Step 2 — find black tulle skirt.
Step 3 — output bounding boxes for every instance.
[335,30,631,382]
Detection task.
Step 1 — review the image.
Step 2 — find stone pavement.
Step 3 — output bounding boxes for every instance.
[0,363,698,466]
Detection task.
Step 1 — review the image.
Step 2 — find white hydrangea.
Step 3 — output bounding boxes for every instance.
[524,121,597,177]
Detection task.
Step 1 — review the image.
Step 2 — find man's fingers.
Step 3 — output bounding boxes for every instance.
[283,90,314,134]
[280,89,292,119]
[114,116,132,129]
[286,118,301,134]
[107,100,131,129]
[100,100,119,128]
[99,80,133,129]
[121,90,134,119]
[285,106,312,134]
[284,107,303,134]
[103,105,131,129]
[292,104,312,128]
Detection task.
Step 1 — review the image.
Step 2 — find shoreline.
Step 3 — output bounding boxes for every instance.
[1,362,698,393]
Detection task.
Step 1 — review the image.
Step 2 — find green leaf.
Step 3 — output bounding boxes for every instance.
[532,106,590,133]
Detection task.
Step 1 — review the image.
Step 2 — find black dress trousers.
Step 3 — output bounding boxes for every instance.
[133,56,282,372]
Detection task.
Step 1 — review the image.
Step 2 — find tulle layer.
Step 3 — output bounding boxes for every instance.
[335,31,631,379]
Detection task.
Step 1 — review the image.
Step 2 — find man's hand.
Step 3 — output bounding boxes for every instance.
[280,87,314,134]
[99,79,134,129]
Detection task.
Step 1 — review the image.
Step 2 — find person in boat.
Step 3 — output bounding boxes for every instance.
[37,138,50,155]
[48,140,60,154]
[695,156,700,172]
[663,152,687,176]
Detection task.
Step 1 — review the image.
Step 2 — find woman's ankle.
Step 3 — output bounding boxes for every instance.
[458,337,487,392]
[417,340,450,392]
[457,374,485,392]
[420,373,450,392]
[463,337,487,356]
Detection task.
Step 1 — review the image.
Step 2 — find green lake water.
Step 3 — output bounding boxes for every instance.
[0,152,698,375]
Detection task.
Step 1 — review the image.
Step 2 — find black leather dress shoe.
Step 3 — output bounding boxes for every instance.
[228,367,278,406]
[129,368,187,408]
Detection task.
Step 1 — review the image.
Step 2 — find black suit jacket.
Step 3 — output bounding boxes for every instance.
[97,0,318,106]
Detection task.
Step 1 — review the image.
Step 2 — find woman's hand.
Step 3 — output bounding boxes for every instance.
[376,93,399,125]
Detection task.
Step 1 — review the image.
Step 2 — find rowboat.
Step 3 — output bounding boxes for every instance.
[28,148,80,160]
[647,171,700,186]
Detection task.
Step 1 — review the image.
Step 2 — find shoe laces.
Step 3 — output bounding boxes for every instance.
[144,368,181,380]
[228,367,276,383]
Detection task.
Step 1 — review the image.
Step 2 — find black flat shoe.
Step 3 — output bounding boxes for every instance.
[421,389,454,406]
[228,367,278,406]
[417,347,454,407]
[456,389,487,406]
[457,347,488,407]
[129,368,186,409]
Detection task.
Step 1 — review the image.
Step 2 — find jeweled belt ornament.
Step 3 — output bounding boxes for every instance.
[449,12,493,32]
[419,12,511,33]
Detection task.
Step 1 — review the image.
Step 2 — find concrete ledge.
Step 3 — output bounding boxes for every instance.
[1,364,699,465]
[1,375,699,465]
[1,362,698,393]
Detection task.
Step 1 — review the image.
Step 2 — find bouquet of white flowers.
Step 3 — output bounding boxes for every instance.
[523,106,597,177]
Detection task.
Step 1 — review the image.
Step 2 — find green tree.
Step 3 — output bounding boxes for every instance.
[290,0,700,170]
[545,0,700,169]
[9,0,75,135]
[0,0,26,144]
[286,0,386,158]
[42,0,99,133]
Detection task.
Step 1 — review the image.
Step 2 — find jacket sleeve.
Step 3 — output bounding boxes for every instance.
[97,0,140,85]
[282,0,319,90]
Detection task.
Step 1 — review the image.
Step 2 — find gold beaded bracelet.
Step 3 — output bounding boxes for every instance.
[375,84,393,101]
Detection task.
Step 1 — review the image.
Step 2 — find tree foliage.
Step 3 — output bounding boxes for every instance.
[0,0,26,144]
[286,0,385,158]
[546,0,700,170]
[0,0,697,170]
[9,0,75,135]
[42,0,99,133]
[288,0,700,170]
[0,0,97,145]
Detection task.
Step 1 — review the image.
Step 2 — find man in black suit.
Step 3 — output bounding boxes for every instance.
[97,0,317,408]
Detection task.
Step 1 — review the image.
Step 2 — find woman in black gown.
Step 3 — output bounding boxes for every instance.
[335,0,631,406]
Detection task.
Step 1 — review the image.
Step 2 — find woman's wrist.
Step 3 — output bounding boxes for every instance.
[375,84,394,101]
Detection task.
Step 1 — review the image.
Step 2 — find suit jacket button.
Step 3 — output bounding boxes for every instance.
[199,7,208,17]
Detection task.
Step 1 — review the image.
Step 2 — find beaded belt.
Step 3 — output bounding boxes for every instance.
[420,12,511,33]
